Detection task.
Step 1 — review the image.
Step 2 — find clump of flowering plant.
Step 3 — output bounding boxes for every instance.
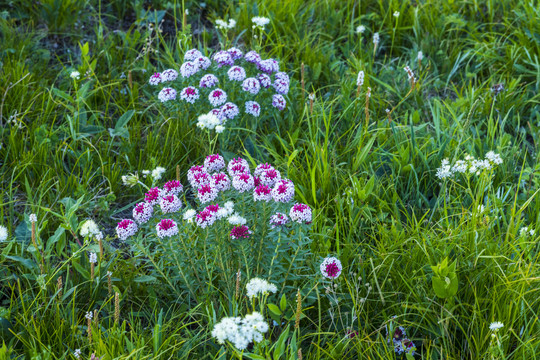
[119,154,314,301]
[147,48,290,134]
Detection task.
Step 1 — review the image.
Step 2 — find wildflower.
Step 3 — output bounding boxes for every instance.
[216,18,236,30]
[160,195,182,214]
[257,73,272,88]
[198,184,219,203]
[228,158,250,176]
[227,47,243,59]
[271,179,295,202]
[89,252,98,264]
[489,322,504,332]
[197,112,222,130]
[435,159,453,180]
[194,56,212,70]
[393,11,400,17]
[485,151,503,165]
[0,225,8,242]
[252,16,270,28]
[245,50,261,64]
[205,204,223,218]
[246,278,277,298]
[373,32,380,45]
[273,78,289,95]
[254,163,273,177]
[149,73,162,85]
[491,83,504,95]
[190,172,212,190]
[356,25,366,33]
[404,66,415,81]
[29,214,37,223]
[184,49,203,61]
[145,187,164,205]
[220,102,240,120]
[227,66,247,82]
[245,101,261,117]
[208,89,228,107]
[204,154,226,173]
[320,256,342,279]
[228,213,247,226]
[211,172,231,191]
[200,74,219,88]
[156,219,179,238]
[254,185,272,202]
[183,209,197,222]
[180,86,200,104]
[213,51,234,67]
[116,219,138,240]
[270,213,289,228]
[161,69,178,82]
[70,71,81,80]
[180,61,199,78]
[259,168,281,187]
[74,349,81,359]
[151,166,166,180]
[230,225,252,239]
[289,203,312,224]
[242,77,261,95]
[122,173,139,187]
[80,220,100,238]
[196,209,217,228]
[163,180,183,195]
[357,71,365,87]
[519,226,535,237]
[271,94,286,110]
[233,173,255,193]
[215,125,225,133]
[158,87,177,102]
[417,51,423,61]
[224,201,235,212]
[85,311,93,320]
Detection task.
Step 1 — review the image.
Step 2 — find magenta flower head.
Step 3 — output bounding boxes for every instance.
[232,173,255,193]
[180,61,199,78]
[270,212,290,228]
[227,158,250,176]
[187,165,206,182]
[219,102,240,120]
[132,202,153,224]
[272,94,286,110]
[198,184,219,203]
[244,50,261,64]
[156,219,179,238]
[163,180,183,195]
[149,72,162,85]
[208,89,227,107]
[180,86,200,104]
[257,73,272,88]
[227,66,247,81]
[289,203,312,224]
[320,256,342,279]
[242,77,261,95]
[116,219,138,240]
[227,47,244,60]
[195,56,211,70]
[213,50,234,67]
[204,154,226,173]
[230,225,252,239]
[190,172,212,189]
[161,69,178,82]
[200,74,219,88]
[271,179,295,203]
[160,195,183,214]
[145,187,164,206]
[211,172,231,191]
[196,209,217,228]
[158,87,177,102]
[253,185,272,202]
[184,49,203,61]
[259,168,281,187]
[254,163,273,177]
[275,72,289,82]
[273,78,290,95]
[245,101,261,117]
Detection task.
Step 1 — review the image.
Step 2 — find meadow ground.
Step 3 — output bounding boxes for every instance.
[0,0,539,359]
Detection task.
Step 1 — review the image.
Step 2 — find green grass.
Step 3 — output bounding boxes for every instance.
[1,0,539,358]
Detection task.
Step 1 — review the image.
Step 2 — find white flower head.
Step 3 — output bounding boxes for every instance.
[183,209,197,221]
[152,166,166,180]
[373,32,380,45]
[357,71,365,87]
[74,349,81,359]
[489,322,504,332]
[70,71,80,80]
[89,252,98,264]
[252,16,270,28]
[417,51,424,61]
[122,172,139,187]
[85,311,93,320]
[228,213,247,226]
[29,214,38,223]
[0,225,8,242]
[356,25,366,34]
[80,220,100,238]
[393,11,400,17]
[246,278,277,298]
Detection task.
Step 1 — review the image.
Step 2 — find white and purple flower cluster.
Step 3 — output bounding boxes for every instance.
[148,48,290,132]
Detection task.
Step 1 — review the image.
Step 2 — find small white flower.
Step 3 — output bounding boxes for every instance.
[80,220,100,238]
[246,278,277,298]
[74,349,81,359]
[89,252,98,264]
[228,213,247,226]
[122,173,139,187]
[70,71,80,80]
[29,214,37,223]
[152,166,166,180]
[373,32,380,45]
[417,51,424,61]
[252,16,270,28]
[215,125,225,133]
[85,311,93,320]
[0,225,8,242]
[393,11,400,17]
[356,25,366,34]
[489,322,504,332]
[183,209,197,221]
[107,271,112,277]
[357,71,364,87]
